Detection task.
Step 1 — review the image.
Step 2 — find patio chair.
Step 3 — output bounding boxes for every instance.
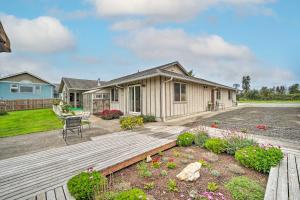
[81,112,91,129]
[62,116,82,142]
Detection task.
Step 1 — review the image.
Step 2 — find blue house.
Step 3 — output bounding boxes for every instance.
[0,72,55,100]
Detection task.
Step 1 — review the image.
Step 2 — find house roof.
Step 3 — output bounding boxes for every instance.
[99,61,235,90]
[59,77,105,92]
[0,71,55,86]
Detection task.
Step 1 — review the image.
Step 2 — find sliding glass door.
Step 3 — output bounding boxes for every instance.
[129,85,141,113]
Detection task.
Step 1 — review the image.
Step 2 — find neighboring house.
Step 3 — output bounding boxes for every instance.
[53,83,61,99]
[0,72,55,100]
[58,77,104,108]
[84,61,237,121]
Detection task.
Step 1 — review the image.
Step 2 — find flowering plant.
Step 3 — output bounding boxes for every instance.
[99,109,123,120]
[199,191,226,200]
[211,123,218,128]
[256,124,267,130]
[152,157,161,169]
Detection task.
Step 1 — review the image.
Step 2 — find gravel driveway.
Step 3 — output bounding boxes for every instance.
[187,107,300,141]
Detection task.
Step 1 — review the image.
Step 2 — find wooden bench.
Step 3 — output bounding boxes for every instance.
[264,153,300,200]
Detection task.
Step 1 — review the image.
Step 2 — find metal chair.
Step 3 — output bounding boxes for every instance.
[62,116,82,142]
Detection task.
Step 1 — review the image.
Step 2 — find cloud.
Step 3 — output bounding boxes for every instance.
[90,0,275,23]
[47,8,93,20]
[0,14,75,53]
[116,27,294,87]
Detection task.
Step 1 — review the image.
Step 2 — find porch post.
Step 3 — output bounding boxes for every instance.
[74,91,77,108]
[161,77,166,122]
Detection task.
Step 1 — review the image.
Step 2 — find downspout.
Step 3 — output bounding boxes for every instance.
[161,77,173,122]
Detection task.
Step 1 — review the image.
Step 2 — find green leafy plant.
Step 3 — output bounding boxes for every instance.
[120,116,144,130]
[225,176,265,200]
[167,162,176,169]
[67,171,107,200]
[137,162,152,177]
[176,132,195,147]
[225,135,257,155]
[198,159,209,168]
[160,170,168,176]
[172,150,181,157]
[235,145,283,173]
[167,179,178,192]
[62,104,72,113]
[143,182,155,190]
[52,99,60,106]
[204,138,227,154]
[207,182,218,192]
[140,115,156,123]
[152,162,161,169]
[210,169,220,177]
[194,131,210,147]
[114,188,147,200]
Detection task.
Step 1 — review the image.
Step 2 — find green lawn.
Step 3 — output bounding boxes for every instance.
[0,109,63,137]
[238,99,300,103]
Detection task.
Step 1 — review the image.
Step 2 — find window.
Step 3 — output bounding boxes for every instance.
[35,85,41,94]
[174,83,186,102]
[10,84,19,93]
[20,85,33,93]
[95,93,109,99]
[111,88,119,102]
[228,90,232,100]
[216,89,221,100]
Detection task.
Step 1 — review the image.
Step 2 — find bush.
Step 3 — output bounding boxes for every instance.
[114,188,147,200]
[67,171,107,200]
[176,132,195,147]
[140,115,156,123]
[137,161,152,177]
[204,138,227,154]
[225,135,257,155]
[167,179,178,192]
[225,176,265,200]
[207,182,218,192]
[194,131,209,147]
[120,116,143,130]
[100,109,123,120]
[62,104,72,113]
[166,162,176,169]
[0,110,7,116]
[235,145,283,173]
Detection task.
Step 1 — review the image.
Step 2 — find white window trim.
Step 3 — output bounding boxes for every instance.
[35,85,42,94]
[174,82,187,103]
[111,88,119,102]
[128,84,142,115]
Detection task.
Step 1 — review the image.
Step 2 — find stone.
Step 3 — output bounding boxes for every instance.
[176,162,202,181]
[146,155,152,163]
[202,152,219,162]
[147,195,156,200]
[189,189,198,198]
[227,164,245,175]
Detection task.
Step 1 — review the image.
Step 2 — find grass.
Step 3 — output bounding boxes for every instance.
[238,99,300,103]
[0,109,63,137]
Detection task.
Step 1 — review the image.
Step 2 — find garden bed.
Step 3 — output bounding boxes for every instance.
[109,146,268,200]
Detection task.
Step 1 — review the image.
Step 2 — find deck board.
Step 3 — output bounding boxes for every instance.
[0,125,186,200]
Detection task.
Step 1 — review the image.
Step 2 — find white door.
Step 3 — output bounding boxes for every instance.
[129,85,141,114]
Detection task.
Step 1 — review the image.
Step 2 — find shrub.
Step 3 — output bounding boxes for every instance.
[235,145,283,173]
[167,162,176,169]
[143,182,155,190]
[225,176,265,200]
[176,132,195,147]
[204,138,227,154]
[140,115,156,123]
[52,99,60,106]
[0,110,7,116]
[114,188,147,200]
[167,179,178,192]
[194,131,209,147]
[62,104,72,113]
[225,135,257,155]
[137,161,152,177]
[120,116,143,130]
[67,171,107,200]
[100,109,123,120]
[207,182,218,192]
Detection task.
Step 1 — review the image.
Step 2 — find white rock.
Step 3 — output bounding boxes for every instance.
[146,155,152,162]
[176,162,202,181]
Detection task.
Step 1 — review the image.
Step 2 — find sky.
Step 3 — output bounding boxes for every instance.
[0,0,299,89]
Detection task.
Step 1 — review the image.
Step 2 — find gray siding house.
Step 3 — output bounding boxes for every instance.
[59,77,104,108]
[84,61,237,121]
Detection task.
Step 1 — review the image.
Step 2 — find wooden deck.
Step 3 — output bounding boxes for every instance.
[264,153,300,200]
[0,125,186,200]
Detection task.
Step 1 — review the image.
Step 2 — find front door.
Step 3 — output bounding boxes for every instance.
[129,85,141,114]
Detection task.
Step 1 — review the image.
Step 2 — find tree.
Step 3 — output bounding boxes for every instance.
[288,84,300,94]
[242,76,251,93]
[187,70,195,77]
